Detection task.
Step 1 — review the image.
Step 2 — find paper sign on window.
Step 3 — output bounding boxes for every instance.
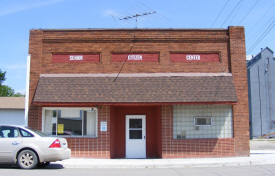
[57,124,64,134]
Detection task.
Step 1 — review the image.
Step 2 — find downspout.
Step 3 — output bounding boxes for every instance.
[258,65,263,136]
[24,55,31,127]
[247,68,253,138]
[267,58,272,130]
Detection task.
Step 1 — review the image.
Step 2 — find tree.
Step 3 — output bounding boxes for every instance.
[0,85,14,96]
[0,69,24,97]
[0,69,6,85]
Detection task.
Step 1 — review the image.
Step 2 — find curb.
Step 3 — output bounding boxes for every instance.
[55,150,275,168]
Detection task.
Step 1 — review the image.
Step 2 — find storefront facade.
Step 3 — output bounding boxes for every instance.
[28,27,249,158]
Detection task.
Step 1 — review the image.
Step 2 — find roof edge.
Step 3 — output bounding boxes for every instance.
[31,28,228,32]
[40,72,232,78]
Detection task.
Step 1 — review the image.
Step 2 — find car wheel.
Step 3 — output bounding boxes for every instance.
[17,150,38,169]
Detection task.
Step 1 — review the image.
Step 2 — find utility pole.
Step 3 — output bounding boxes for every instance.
[119,11,156,28]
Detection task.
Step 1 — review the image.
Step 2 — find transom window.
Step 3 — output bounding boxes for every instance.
[43,108,97,137]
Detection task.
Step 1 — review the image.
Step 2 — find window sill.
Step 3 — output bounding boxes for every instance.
[49,135,98,138]
[173,137,233,140]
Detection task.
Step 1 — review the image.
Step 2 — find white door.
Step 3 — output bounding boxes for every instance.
[125,115,146,158]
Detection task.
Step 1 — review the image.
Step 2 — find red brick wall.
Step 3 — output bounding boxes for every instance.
[68,106,110,158]
[229,27,250,156]
[28,27,249,158]
[161,105,236,158]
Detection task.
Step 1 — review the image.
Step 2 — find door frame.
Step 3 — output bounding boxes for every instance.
[125,115,146,158]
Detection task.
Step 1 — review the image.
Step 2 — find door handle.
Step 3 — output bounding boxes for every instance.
[12,141,20,145]
[144,136,146,139]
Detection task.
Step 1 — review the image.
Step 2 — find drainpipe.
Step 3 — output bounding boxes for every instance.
[264,58,272,131]
[258,65,263,136]
[24,55,31,127]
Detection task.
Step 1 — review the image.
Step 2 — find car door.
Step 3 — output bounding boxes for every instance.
[0,126,22,163]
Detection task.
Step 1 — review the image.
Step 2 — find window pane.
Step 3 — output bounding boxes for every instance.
[44,110,56,135]
[130,119,142,128]
[85,111,96,136]
[195,117,211,125]
[58,109,82,135]
[129,130,142,139]
[19,129,33,137]
[0,127,19,138]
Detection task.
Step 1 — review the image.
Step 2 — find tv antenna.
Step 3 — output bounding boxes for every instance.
[119,11,156,28]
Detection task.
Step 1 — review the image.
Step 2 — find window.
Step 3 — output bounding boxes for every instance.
[19,128,34,137]
[43,108,97,137]
[129,119,142,139]
[0,126,19,138]
[194,117,212,126]
[173,105,233,139]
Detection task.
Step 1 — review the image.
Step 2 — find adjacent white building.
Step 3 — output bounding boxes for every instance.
[0,97,25,125]
[247,47,275,138]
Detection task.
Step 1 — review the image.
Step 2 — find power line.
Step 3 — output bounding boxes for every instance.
[210,0,230,27]
[220,0,243,27]
[246,2,275,38]
[248,20,275,53]
[247,7,275,48]
[224,0,244,26]
[238,0,261,25]
[136,1,171,23]
[113,45,134,82]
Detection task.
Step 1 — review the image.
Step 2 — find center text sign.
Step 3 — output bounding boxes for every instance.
[112,53,159,62]
[170,53,220,63]
[52,54,100,63]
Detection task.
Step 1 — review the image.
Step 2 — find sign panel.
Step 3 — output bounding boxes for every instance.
[100,121,107,132]
[170,53,220,63]
[57,124,64,134]
[112,53,159,62]
[52,54,100,63]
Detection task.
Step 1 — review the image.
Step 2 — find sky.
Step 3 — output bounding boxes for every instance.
[0,0,275,94]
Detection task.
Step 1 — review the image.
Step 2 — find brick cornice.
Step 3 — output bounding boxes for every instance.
[42,37,228,43]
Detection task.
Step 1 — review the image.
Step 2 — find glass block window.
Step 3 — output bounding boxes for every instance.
[173,105,233,139]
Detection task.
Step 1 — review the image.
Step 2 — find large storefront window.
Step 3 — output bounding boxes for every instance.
[173,105,232,139]
[43,108,97,137]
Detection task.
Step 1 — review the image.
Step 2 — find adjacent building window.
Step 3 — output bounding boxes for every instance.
[194,117,212,126]
[173,105,233,139]
[43,108,97,137]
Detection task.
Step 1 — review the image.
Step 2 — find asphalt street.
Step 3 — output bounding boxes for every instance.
[1,164,275,176]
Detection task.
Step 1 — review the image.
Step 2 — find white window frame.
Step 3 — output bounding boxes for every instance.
[42,107,98,138]
[193,116,212,126]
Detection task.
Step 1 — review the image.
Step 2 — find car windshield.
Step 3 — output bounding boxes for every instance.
[26,127,49,137]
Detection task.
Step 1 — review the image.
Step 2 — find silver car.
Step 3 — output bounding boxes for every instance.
[0,125,71,169]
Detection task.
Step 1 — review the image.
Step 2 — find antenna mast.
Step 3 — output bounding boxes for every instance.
[119,11,156,28]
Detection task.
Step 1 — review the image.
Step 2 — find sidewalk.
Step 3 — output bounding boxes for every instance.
[55,150,275,168]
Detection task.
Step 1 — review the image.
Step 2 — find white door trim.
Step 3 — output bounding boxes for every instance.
[125,115,146,158]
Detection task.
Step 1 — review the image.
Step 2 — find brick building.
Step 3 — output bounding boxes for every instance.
[27,27,249,158]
